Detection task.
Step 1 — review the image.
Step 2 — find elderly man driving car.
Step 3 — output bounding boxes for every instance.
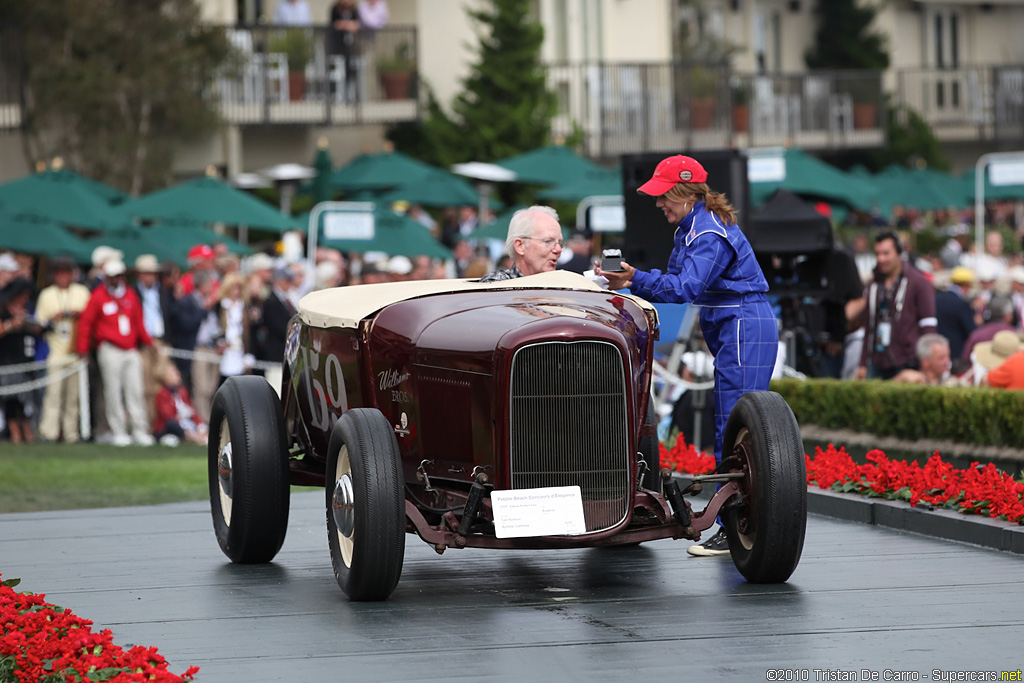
[480,206,564,282]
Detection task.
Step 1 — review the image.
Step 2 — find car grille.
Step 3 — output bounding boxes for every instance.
[509,340,631,533]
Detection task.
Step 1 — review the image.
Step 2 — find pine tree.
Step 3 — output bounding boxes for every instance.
[804,0,890,70]
[388,0,556,168]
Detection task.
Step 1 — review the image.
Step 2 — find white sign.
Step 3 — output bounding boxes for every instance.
[748,154,786,183]
[323,211,375,240]
[989,159,1024,187]
[589,204,625,233]
[491,486,587,538]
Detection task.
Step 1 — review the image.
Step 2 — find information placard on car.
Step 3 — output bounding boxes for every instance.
[490,486,587,538]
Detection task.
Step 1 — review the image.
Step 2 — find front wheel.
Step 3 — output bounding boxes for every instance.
[208,376,290,564]
[326,408,406,601]
[721,391,806,583]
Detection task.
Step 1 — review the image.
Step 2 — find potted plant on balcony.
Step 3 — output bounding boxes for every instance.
[269,28,312,101]
[378,41,415,100]
[848,75,882,129]
[730,78,750,133]
[687,65,719,130]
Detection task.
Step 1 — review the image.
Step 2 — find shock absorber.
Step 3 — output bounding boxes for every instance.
[458,476,489,536]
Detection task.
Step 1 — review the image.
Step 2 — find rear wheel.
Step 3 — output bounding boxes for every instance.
[721,391,806,583]
[326,408,405,601]
[208,376,290,564]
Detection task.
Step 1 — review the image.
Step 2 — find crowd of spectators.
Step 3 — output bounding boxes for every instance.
[0,233,471,446]
[2,198,1024,446]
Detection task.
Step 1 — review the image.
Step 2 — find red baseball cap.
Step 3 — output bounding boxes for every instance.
[637,155,708,196]
[187,244,215,262]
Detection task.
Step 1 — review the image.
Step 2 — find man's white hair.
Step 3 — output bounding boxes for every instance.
[505,205,559,257]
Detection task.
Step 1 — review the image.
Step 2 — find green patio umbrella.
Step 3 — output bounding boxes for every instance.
[749,148,878,210]
[80,226,185,268]
[537,168,623,202]
[494,145,606,186]
[0,168,128,231]
[311,142,334,204]
[0,210,92,261]
[331,150,440,194]
[318,208,452,259]
[120,176,303,233]
[871,165,954,217]
[143,222,251,257]
[375,168,482,208]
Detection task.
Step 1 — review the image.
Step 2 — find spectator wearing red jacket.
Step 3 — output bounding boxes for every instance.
[153,363,208,446]
[76,259,154,447]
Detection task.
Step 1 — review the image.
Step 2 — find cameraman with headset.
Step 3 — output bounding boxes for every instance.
[854,231,937,380]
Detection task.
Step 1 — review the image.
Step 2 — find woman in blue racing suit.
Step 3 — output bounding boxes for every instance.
[596,154,778,557]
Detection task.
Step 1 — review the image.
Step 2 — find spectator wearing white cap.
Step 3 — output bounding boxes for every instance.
[35,258,91,443]
[76,259,154,447]
[87,246,125,291]
[0,252,20,295]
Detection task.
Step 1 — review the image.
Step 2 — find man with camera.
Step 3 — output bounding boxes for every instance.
[854,232,937,380]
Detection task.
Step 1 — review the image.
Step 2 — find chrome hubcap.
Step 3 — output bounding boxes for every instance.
[217,420,233,524]
[332,473,355,538]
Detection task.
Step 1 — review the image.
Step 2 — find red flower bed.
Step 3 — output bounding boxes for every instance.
[0,577,198,683]
[660,434,1024,525]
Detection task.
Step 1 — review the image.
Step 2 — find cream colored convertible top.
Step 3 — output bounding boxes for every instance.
[298,270,657,329]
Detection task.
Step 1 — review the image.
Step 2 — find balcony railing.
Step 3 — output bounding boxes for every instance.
[546,63,887,160]
[212,24,420,126]
[896,65,1024,143]
[0,28,22,131]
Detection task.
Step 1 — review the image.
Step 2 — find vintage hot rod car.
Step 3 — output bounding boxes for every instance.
[208,270,807,601]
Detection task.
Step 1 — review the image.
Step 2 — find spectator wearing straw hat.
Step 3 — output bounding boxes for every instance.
[981,331,1024,389]
[976,330,1024,388]
[134,254,171,427]
[35,259,91,443]
[76,259,154,447]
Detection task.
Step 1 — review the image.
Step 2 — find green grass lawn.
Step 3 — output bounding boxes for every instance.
[0,441,209,513]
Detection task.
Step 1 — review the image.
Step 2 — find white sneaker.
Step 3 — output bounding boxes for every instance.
[110,434,132,447]
[159,434,180,447]
[133,432,155,447]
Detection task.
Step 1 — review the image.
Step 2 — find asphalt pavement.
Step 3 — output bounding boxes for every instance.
[3,490,1023,682]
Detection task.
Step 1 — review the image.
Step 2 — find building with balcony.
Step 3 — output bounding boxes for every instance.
[0,0,1021,185]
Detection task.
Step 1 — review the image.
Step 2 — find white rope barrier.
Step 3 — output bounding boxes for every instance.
[161,346,282,372]
[0,359,48,375]
[650,359,716,392]
[0,359,86,396]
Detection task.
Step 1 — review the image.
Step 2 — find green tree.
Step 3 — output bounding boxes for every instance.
[7,0,231,195]
[387,0,556,168]
[869,104,951,171]
[804,0,889,70]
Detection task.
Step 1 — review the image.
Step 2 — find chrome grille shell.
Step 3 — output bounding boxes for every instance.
[508,340,631,533]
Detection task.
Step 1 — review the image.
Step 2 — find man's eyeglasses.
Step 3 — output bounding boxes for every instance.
[522,237,565,250]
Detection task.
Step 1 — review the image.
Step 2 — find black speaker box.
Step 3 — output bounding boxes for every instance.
[620,150,749,272]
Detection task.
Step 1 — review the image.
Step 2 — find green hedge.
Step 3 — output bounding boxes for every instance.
[771,379,1024,448]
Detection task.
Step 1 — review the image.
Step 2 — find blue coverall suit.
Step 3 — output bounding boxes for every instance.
[629,201,777,464]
